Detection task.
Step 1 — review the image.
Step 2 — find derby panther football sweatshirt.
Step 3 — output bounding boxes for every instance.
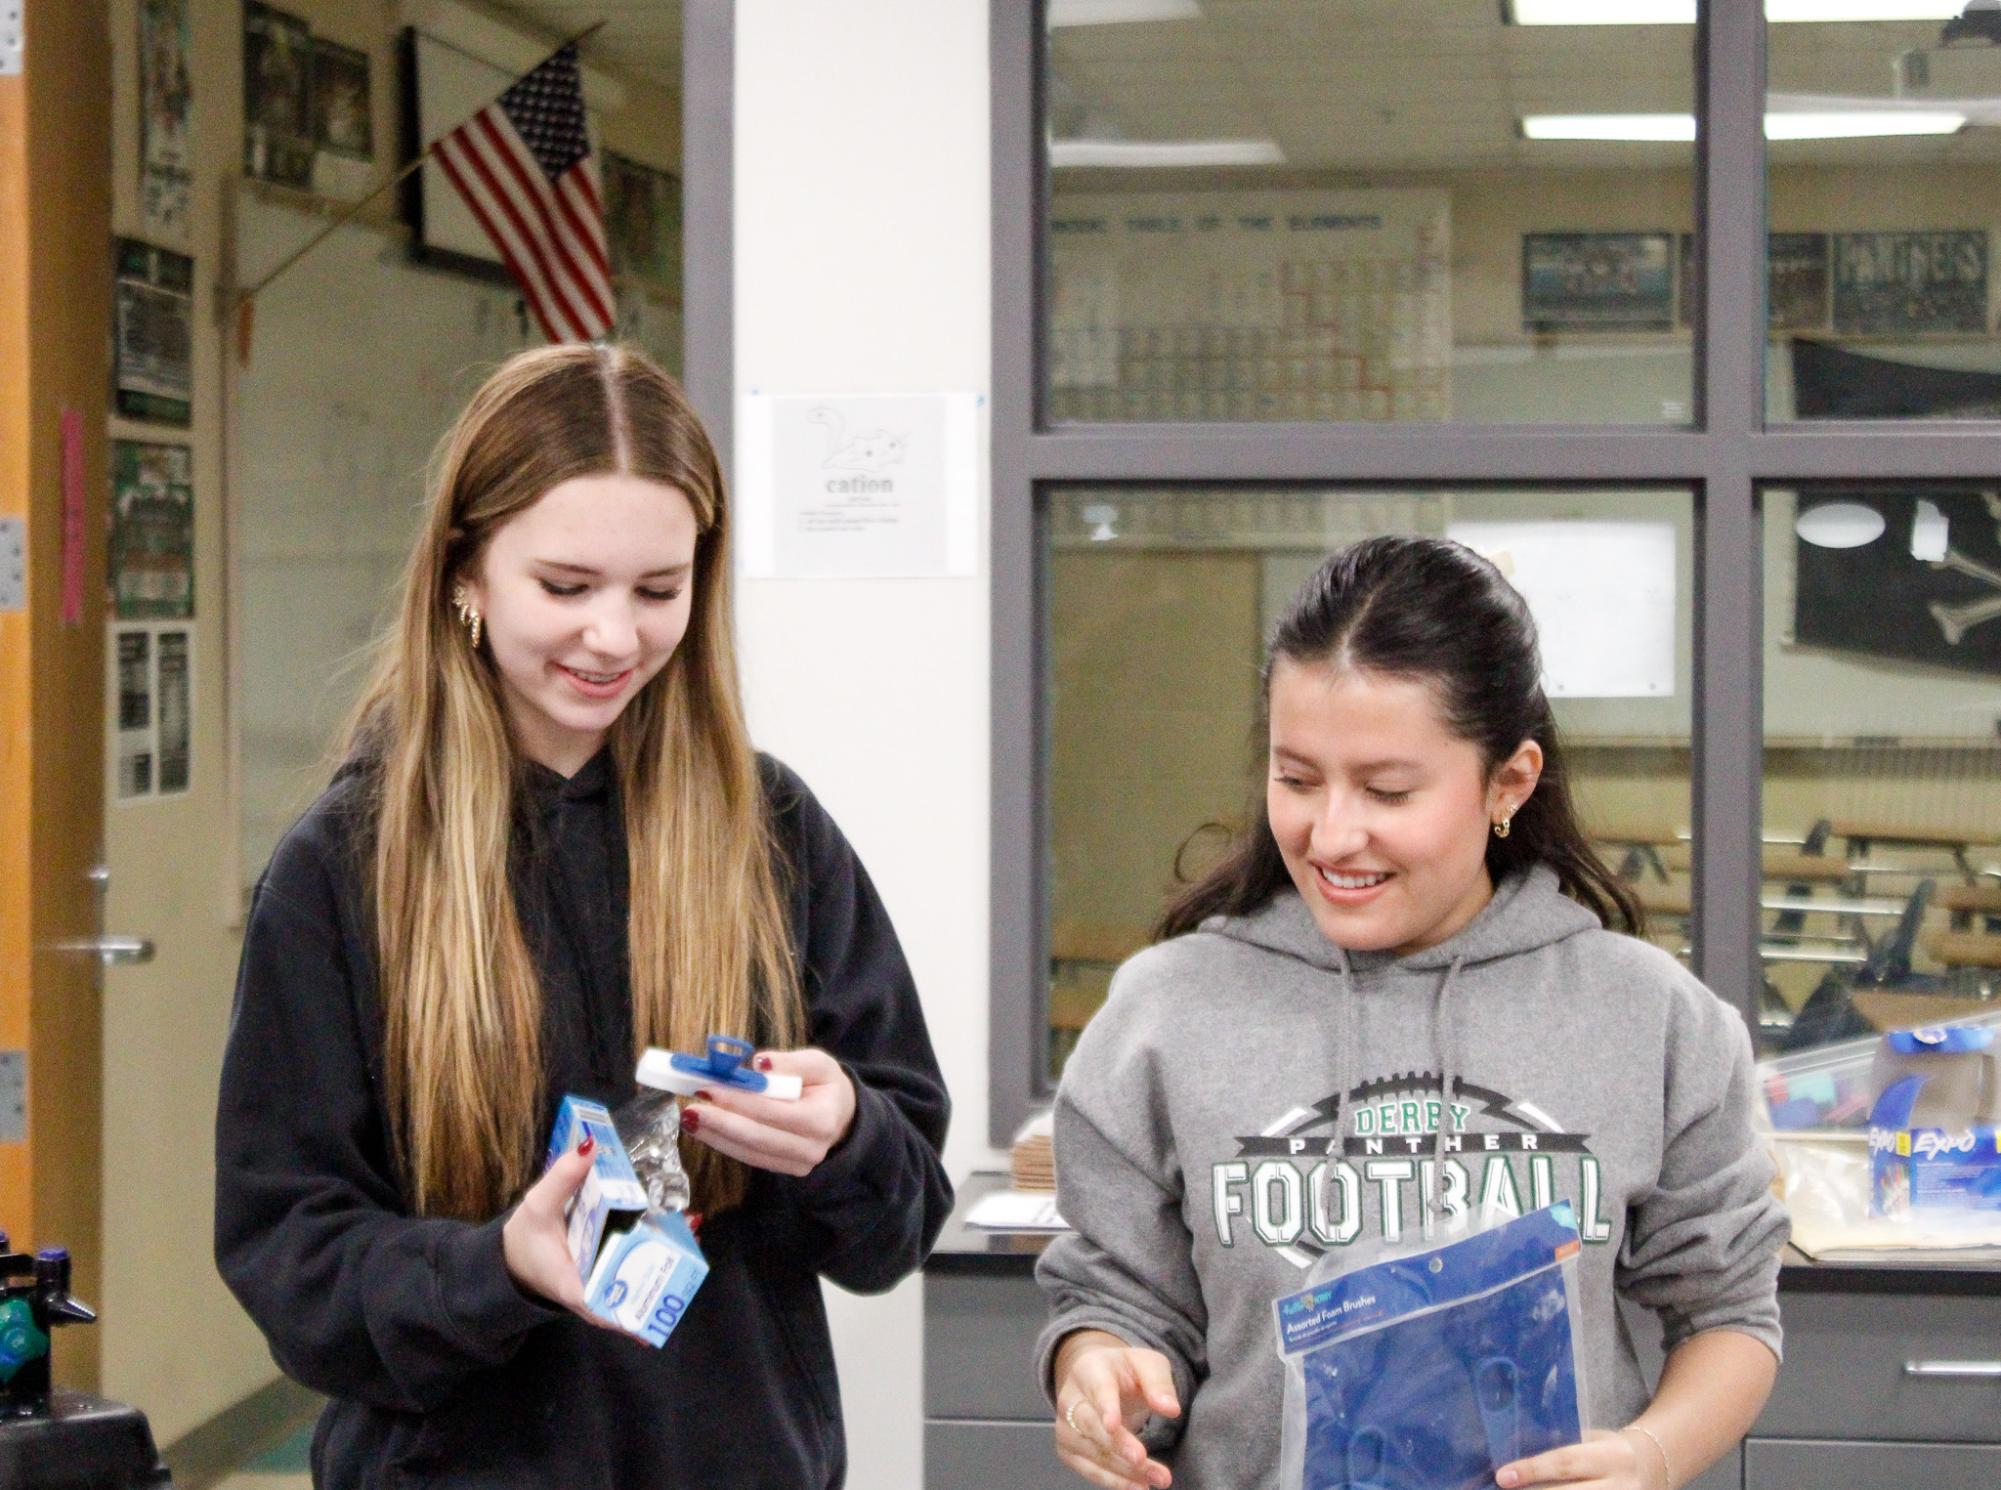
[1035,866,1786,1490]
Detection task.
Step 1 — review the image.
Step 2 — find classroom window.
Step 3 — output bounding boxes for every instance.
[1766,11,2001,421]
[1756,484,2001,1067]
[1040,486,1696,1080]
[1041,4,1699,426]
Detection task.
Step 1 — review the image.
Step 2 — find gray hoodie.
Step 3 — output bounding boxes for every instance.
[1035,867,1786,1490]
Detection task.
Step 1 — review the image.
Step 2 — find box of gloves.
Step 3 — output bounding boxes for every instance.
[546,1095,708,1346]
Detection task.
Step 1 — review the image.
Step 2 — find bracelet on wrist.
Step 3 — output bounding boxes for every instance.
[1620,1422,1674,1490]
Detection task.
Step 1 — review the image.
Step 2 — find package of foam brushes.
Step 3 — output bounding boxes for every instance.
[1272,1204,1589,1490]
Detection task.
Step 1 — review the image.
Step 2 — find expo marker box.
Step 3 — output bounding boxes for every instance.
[546,1095,708,1347]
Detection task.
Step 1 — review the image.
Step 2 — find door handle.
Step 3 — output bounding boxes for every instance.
[1903,1360,2001,1378]
[52,936,156,966]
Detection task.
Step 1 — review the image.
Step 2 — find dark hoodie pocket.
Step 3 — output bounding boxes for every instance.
[756,1264,841,1439]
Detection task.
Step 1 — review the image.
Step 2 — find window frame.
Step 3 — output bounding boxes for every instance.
[988,0,2001,1143]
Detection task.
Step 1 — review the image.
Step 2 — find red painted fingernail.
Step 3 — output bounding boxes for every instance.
[685,1212,703,1235]
[696,1089,716,1103]
[680,1108,700,1134]
[755,1055,773,1071]
[578,1133,595,1157]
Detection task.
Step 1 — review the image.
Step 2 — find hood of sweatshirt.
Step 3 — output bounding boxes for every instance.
[1202,862,1599,976]
[1200,866,1600,1227]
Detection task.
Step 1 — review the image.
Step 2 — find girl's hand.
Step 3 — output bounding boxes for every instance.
[678,1048,857,1177]
[500,1139,622,1331]
[1052,1330,1180,1490]
[1498,1427,1668,1490]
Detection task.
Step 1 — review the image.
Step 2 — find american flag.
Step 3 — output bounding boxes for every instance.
[432,44,614,343]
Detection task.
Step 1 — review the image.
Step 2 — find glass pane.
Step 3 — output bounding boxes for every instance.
[1758,487,2001,1087]
[1767,7,2001,419]
[1042,487,1695,1078]
[1041,3,1698,425]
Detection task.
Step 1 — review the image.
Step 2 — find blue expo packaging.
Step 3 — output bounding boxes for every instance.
[1274,1205,1587,1490]
[546,1095,708,1346]
[1868,1025,2001,1220]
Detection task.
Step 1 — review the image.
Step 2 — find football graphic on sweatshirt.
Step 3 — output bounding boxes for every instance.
[1211,1070,1615,1269]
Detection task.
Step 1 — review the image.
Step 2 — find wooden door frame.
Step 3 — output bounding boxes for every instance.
[1,0,113,1392]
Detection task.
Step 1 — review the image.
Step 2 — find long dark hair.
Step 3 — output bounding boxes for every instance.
[1154,535,1643,941]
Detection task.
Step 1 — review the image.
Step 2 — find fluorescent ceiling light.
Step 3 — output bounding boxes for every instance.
[1766,109,1967,137]
[1048,0,1202,26]
[1510,0,1698,20]
[1522,110,1965,140]
[1522,114,1698,141]
[1049,138,1286,167]
[1511,2,1965,22]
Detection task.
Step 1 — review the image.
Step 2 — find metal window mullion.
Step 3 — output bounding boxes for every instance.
[991,0,1042,1145]
[1691,0,1767,1015]
[682,0,733,475]
[1750,428,2001,480]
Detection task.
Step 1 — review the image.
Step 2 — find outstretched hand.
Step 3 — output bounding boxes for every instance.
[1052,1330,1180,1490]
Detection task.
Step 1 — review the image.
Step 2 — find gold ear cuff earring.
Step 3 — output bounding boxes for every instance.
[451,585,483,650]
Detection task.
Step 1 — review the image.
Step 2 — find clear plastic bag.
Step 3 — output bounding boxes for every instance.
[612,1090,692,1213]
[1274,1204,1589,1490]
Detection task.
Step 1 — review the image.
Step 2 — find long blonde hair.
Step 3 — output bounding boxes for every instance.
[345,344,799,1221]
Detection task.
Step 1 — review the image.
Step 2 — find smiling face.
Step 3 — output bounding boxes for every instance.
[1265,659,1542,957]
[462,471,700,777]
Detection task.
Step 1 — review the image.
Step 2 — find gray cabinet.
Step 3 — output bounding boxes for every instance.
[1745,1439,2001,1490]
[1741,1289,2001,1490]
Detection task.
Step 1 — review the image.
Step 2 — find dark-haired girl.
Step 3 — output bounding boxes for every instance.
[1037,536,1785,1490]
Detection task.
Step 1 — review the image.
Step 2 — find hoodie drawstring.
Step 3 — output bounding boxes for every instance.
[1333,944,1355,1152]
[1425,955,1467,1232]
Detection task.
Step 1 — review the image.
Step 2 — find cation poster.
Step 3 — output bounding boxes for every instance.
[111,622,193,802]
[736,393,980,579]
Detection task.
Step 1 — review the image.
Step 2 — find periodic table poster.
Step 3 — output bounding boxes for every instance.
[1048,188,1451,423]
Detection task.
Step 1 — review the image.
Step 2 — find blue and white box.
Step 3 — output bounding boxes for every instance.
[546,1095,708,1345]
[587,1209,709,1347]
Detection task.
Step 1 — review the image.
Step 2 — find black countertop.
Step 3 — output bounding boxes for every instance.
[926,1171,2001,1295]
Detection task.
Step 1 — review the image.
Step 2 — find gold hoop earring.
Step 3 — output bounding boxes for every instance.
[451,585,483,650]
[1493,814,1512,840]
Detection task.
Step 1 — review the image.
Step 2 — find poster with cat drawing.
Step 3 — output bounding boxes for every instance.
[737,393,980,579]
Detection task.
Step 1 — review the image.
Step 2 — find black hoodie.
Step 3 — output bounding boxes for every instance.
[214,752,952,1489]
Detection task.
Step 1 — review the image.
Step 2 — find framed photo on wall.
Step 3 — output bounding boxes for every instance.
[312,38,373,162]
[138,0,193,241]
[603,150,681,291]
[1832,231,1987,336]
[243,1,315,189]
[1523,232,1674,332]
[112,237,194,426]
[109,440,194,621]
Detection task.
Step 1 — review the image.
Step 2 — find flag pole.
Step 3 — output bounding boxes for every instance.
[219,18,609,328]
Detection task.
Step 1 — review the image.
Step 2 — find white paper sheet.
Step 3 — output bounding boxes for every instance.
[1447,520,1677,699]
[738,392,981,579]
[966,1190,1070,1232]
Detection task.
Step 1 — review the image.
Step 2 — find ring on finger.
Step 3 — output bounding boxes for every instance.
[1064,1399,1086,1435]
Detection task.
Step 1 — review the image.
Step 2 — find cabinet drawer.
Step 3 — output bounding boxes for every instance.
[925,1272,1052,1420]
[924,1421,1079,1490]
[1746,1437,2001,1490]
[1758,1291,2001,1443]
